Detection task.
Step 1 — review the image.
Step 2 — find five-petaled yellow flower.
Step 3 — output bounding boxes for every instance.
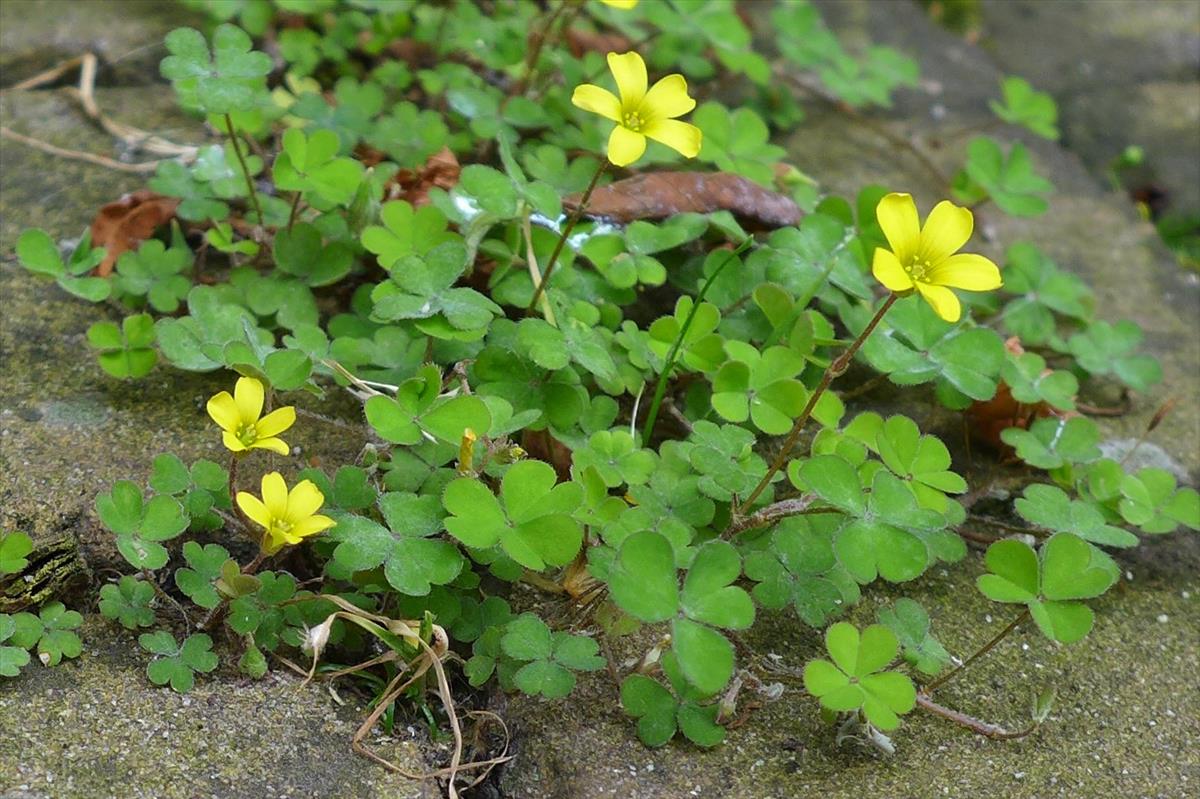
[206,376,296,456]
[572,51,701,167]
[599,0,638,8]
[871,192,1003,323]
[237,472,335,554]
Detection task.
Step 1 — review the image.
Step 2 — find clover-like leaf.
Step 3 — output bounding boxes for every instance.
[1067,320,1162,392]
[98,576,157,629]
[694,102,786,186]
[8,601,83,666]
[960,137,1053,217]
[370,240,501,336]
[273,127,364,207]
[114,239,192,313]
[96,481,189,570]
[743,517,859,627]
[1001,351,1078,411]
[501,613,604,698]
[16,228,110,301]
[1117,468,1200,534]
[877,598,950,676]
[803,622,916,730]
[274,223,353,287]
[87,314,158,379]
[0,615,32,677]
[1015,484,1138,548]
[160,24,271,114]
[989,76,1058,139]
[331,495,463,596]
[999,242,1093,345]
[174,542,233,609]
[711,343,808,435]
[977,533,1118,643]
[443,461,583,571]
[620,669,725,749]
[684,421,768,502]
[1001,416,1101,471]
[141,631,219,693]
[854,414,967,512]
[571,430,657,488]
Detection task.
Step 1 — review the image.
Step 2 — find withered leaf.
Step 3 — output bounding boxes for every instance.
[90,189,179,276]
[386,146,460,207]
[567,172,801,229]
[565,28,632,58]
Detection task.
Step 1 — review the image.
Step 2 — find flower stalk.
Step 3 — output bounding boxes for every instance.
[525,159,607,313]
[223,113,264,226]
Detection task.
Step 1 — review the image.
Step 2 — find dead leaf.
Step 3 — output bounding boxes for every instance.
[965,336,1070,452]
[90,189,179,276]
[567,172,801,229]
[385,146,461,207]
[565,28,631,57]
[520,429,573,483]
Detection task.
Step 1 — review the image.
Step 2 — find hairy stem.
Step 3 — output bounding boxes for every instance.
[223,113,264,225]
[916,694,1037,739]
[525,160,607,313]
[286,191,303,232]
[923,608,1030,694]
[737,293,898,512]
[641,240,752,447]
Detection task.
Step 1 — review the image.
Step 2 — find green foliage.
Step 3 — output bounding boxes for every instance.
[803,622,916,730]
[957,137,1053,217]
[87,314,158,379]
[877,599,950,676]
[500,613,605,698]
[140,631,220,692]
[96,481,189,570]
[99,576,157,629]
[16,228,109,301]
[0,531,33,576]
[1001,416,1101,471]
[620,653,725,748]
[977,534,1118,643]
[0,615,32,676]
[1067,320,1162,392]
[160,24,271,114]
[1116,469,1200,534]
[989,76,1059,139]
[998,242,1093,346]
[7,602,84,666]
[1014,484,1138,548]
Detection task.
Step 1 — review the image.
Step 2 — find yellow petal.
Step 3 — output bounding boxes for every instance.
[221,431,248,452]
[607,51,647,107]
[871,247,914,292]
[233,377,265,422]
[641,74,695,121]
[248,437,291,456]
[289,514,336,539]
[607,125,647,167]
[642,118,702,158]
[875,193,921,265]
[236,492,272,531]
[600,0,638,8]
[915,282,962,323]
[919,201,973,265]
[285,479,325,522]
[572,84,622,122]
[261,472,289,519]
[926,253,1003,290]
[206,392,240,432]
[256,406,296,438]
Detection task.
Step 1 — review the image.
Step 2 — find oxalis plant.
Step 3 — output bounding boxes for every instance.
[7,0,1199,785]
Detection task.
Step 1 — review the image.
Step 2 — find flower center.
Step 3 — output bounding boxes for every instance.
[623,110,644,132]
[271,518,293,536]
[236,422,258,446]
[906,259,933,281]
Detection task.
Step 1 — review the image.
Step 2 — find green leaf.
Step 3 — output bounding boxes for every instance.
[803,622,915,730]
[114,239,192,313]
[142,631,219,692]
[501,613,553,661]
[442,461,582,571]
[1001,351,1078,411]
[961,137,1053,217]
[174,541,232,608]
[1067,320,1162,392]
[620,674,679,747]
[96,481,188,570]
[0,531,33,576]
[98,576,157,629]
[679,541,754,630]
[1001,416,1101,470]
[999,242,1093,345]
[88,315,158,379]
[671,617,734,696]
[274,223,353,286]
[1118,469,1200,534]
[160,24,271,114]
[1015,484,1138,548]
[570,430,657,488]
[989,76,1059,139]
[877,599,950,676]
[273,127,364,206]
[607,531,679,623]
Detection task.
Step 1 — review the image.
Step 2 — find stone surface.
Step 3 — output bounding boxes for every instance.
[979,0,1200,217]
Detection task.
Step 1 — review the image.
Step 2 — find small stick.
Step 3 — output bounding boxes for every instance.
[915,694,1037,740]
[923,609,1030,693]
[0,125,162,173]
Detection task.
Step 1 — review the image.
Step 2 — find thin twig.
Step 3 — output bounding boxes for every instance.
[526,160,607,312]
[223,113,264,224]
[522,213,557,325]
[4,54,84,91]
[723,496,817,538]
[0,126,163,172]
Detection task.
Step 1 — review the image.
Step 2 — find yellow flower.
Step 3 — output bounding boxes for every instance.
[871,192,1003,323]
[600,0,638,8]
[206,377,296,456]
[237,472,335,554]
[572,51,701,167]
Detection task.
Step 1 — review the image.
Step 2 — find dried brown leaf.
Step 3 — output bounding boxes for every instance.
[565,28,631,58]
[90,189,179,276]
[386,146,461,207]
[567,172,801,229]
